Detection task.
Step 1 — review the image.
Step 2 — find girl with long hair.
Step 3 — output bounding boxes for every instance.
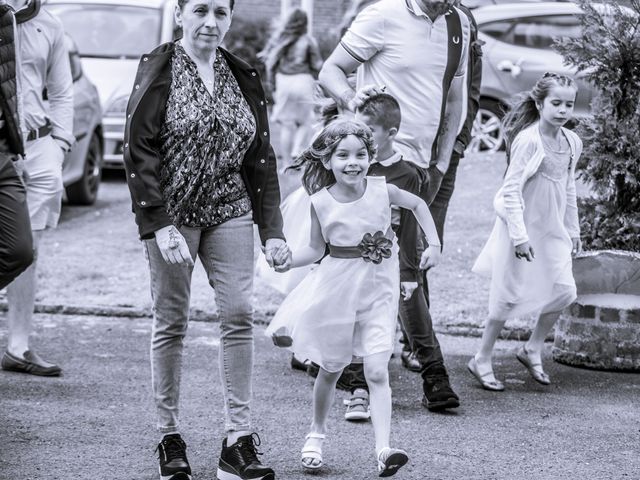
[259,8,323,170]
[266,118,442,476]
[469,72,583,391]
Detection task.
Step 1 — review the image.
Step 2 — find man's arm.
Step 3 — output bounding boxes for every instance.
[433,75,464,174]
[318,45,361,111]
[47,22,74,151]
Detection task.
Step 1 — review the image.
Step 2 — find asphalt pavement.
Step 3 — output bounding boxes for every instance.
[1,313,638,480]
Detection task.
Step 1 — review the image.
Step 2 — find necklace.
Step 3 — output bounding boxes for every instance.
[179,41,216,94]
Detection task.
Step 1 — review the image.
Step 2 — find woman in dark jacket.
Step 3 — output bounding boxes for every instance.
[123,1,288,479]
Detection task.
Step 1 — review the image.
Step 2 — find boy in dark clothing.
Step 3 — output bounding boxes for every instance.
[338,94,460,421]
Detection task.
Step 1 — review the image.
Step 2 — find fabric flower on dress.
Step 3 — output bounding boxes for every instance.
[358,231,392,264]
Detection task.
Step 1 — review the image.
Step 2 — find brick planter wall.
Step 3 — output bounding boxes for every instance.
[553,250,640,371]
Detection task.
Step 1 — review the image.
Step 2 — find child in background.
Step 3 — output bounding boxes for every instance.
[258,8,323,170]
[470,72,583,390]
[266,118,442,476]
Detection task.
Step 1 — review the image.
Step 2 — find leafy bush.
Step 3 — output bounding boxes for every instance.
[555,0,640,252]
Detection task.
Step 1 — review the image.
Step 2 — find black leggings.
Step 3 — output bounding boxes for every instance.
[0,153,33,290]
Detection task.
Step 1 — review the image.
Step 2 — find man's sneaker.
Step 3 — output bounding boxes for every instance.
[217,433,275,480]
[345,388,371,421]
[422,372,460,411]
[400,349,421,373]
[156,434,191,480]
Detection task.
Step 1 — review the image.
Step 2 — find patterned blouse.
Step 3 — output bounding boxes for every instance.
[158,42,256,229]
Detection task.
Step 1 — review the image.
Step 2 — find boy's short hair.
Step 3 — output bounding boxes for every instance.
[357,93,402,131]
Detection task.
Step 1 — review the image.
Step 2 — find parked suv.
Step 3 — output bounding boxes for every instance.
[469,1,594,152]
[44,0,177,168]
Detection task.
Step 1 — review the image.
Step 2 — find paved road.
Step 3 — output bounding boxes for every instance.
[1,313,638,480]
[60,170,130,225]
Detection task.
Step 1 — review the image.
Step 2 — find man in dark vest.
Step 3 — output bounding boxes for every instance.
[320,0,476,412]
[0,2,34,292]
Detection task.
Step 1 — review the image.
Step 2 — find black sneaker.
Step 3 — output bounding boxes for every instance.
[422,368,460,412]
[217,433,275,480]
[156,434,191,480]
[290,354,309,372]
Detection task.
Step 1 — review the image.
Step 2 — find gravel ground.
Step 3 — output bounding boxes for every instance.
[1,313,638,480]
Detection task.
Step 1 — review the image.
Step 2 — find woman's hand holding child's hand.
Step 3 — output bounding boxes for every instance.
[273,249,292,273]
[265,239,292,272]
[419,246,441,270]
[514,241,535,262]
[268,243,292,273]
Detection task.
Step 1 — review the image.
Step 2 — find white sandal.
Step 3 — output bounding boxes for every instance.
[301,432,325,471]
[377,447,408,477]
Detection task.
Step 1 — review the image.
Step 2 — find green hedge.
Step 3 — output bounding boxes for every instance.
[555,0,640,252]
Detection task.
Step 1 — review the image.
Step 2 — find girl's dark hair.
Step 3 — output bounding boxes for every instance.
[259,8,308,75]
[503,72,576,157]
[178,0,235,11]
[291,117,376,194]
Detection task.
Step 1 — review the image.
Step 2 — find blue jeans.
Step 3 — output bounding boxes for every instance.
[144,212,255,434]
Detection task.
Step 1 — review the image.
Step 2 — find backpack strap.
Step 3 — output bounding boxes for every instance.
[431,7,463,162]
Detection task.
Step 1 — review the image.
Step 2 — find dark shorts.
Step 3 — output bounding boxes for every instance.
[0,152,34,289]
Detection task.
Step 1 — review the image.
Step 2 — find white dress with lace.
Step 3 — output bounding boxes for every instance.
[473,137,577,318]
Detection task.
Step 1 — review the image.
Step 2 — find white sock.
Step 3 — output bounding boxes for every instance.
[227,430,251,445]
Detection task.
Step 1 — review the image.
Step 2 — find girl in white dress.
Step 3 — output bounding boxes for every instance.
[266,118,442,476]
[469,73,583,391]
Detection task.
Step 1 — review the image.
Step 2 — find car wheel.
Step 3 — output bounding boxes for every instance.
[468,99,506,154]
[66,131,102,205]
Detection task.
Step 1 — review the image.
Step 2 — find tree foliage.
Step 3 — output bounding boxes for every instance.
[555,0,640,252]
[224,16,272,95]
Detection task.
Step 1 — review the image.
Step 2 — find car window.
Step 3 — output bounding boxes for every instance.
[44,4,162,59]
[480,15,581,49]
[479,20,514,40]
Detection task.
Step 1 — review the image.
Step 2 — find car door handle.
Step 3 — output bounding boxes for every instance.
[497,60,523,78]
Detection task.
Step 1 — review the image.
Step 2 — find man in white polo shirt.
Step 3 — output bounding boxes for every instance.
[319,0,470,412]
